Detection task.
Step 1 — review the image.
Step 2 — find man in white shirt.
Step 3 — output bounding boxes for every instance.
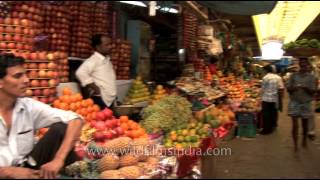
[261,65,284,135]
[0,54,83,179]
[76,34,116,109]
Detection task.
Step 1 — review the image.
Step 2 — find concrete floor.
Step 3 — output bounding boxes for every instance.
[202,94,320,179]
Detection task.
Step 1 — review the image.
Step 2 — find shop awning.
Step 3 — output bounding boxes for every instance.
[198,1,277,15]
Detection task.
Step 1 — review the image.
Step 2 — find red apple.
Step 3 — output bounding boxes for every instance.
[7,43,15,49]
[94,121,106,131]
[105,120,113,129]
[38,70,47,78]
[48,79,57,87]
[46,71,54,78]
[110,119,119,128]
[50,88,56,96]
[33,89,42,96]
[96,112,106,121]
[28,63,38,69]
[102,108,113,119]
[42,88,51,96]
[4,34,12,41]
[48,97,56,104]
[39,97,49,104]
[47,62,57,69]
[40,80,49,87]
[103,130,113,140]
[0,42,6,49]
[30,80,40,87]
[38,63,47,69]
[115,127,124,136]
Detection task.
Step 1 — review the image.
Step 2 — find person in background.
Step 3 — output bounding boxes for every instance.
[76,34,116,109]
[287,57,318,151]
[208,55,219,75]
[0,54,83,179]
[260,64,284,135]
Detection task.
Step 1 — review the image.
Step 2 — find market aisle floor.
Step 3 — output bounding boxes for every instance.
[202,94,320,179]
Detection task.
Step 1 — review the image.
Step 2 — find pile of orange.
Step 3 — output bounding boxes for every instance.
[52,87,101,122]
[119,115,148,139]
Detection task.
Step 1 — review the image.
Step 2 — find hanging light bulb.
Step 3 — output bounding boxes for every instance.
[149,1,157,16]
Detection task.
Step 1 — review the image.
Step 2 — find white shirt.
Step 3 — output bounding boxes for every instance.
[0,98,82,167]
[261,73,284,103]
[75,52,116,106]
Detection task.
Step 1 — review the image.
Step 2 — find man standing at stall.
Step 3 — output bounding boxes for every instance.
[76,34,116,109]
[0,53,83,179]
[287,57,318,151]
[261,64,284,135]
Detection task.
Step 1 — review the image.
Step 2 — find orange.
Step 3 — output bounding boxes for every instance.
[86,98,94,106]
[87,106,94,113]
[53,99,61,108]
[62,87,73,96]
[75,102,82,109]
[70,95,78,103]
[91,112,97,120]
[74,93,83,101]
[59,95,71,104]
[120,123,129,131]
[92,105,101,112]
[59,102,69,111]
[125,131,133,138]
[80,108,88,116]
[69,103,77,112]
[120,116,129,123]
[131,130,140,138]
[81,100,88,108]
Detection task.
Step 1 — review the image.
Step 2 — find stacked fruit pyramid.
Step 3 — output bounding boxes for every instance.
[24,51,60,104]
[110,39,132,80]
[150,85,168,104]
[43,1,71,52]
[90,2,110,36]
[123,76,150,105]
[55,51,69,83]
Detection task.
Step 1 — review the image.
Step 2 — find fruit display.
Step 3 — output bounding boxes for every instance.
[219,75,246,101]
[69,2,93,58]
[283,38,320,50]
[90,2,110,36]
[141,95,193,134]
[150,85,168,104]
[235,98,261,113]
[24,51,61,104]
[55,51,69,83]
[163,120,211,149]
[111,39,132,80]
[43,2,71,52]
[53,87,101,122]
[123,76,150,105]
[9,1,44,36]
[195,105,235,127]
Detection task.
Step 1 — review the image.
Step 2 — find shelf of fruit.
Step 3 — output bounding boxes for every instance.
[283,38,320,57]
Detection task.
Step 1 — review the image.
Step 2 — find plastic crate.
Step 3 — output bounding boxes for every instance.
[236,124,257,138]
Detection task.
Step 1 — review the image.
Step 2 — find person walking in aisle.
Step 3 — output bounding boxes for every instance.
[0,53,83,179]
[260,64,284,135]
[76,34,116,109]
[287,57,318,151]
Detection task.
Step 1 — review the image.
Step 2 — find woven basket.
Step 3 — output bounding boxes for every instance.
[284,48,320,57]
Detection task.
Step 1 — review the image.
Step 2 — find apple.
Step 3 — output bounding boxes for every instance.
[50,88,56,96]
[30,80,40,87]
[115,127,124,136]
[25,89,33,96]
[47,62,57,69]
[4,34,12,41]
[14,27,22,34]
[96,112,106,121]
[39,97,49,104]
[47,53,54,61]
[48,97,56,104]
[16,43,23,50]
[5,26,14,34]
[0,42,6,49]
[38,63,47,69]
[40,80,49,87]
[30,52,38,60]
[94,121,106,131]
[105,120,113,129]
[42,89,51,96]
[7,43,15,49]
[38,70,47,78]
[110,129,118,138]
[48,79,57,87]
[103,130,113,140]
[33,89,42,96]
[28,63,37,69]
[46,71,54,78]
